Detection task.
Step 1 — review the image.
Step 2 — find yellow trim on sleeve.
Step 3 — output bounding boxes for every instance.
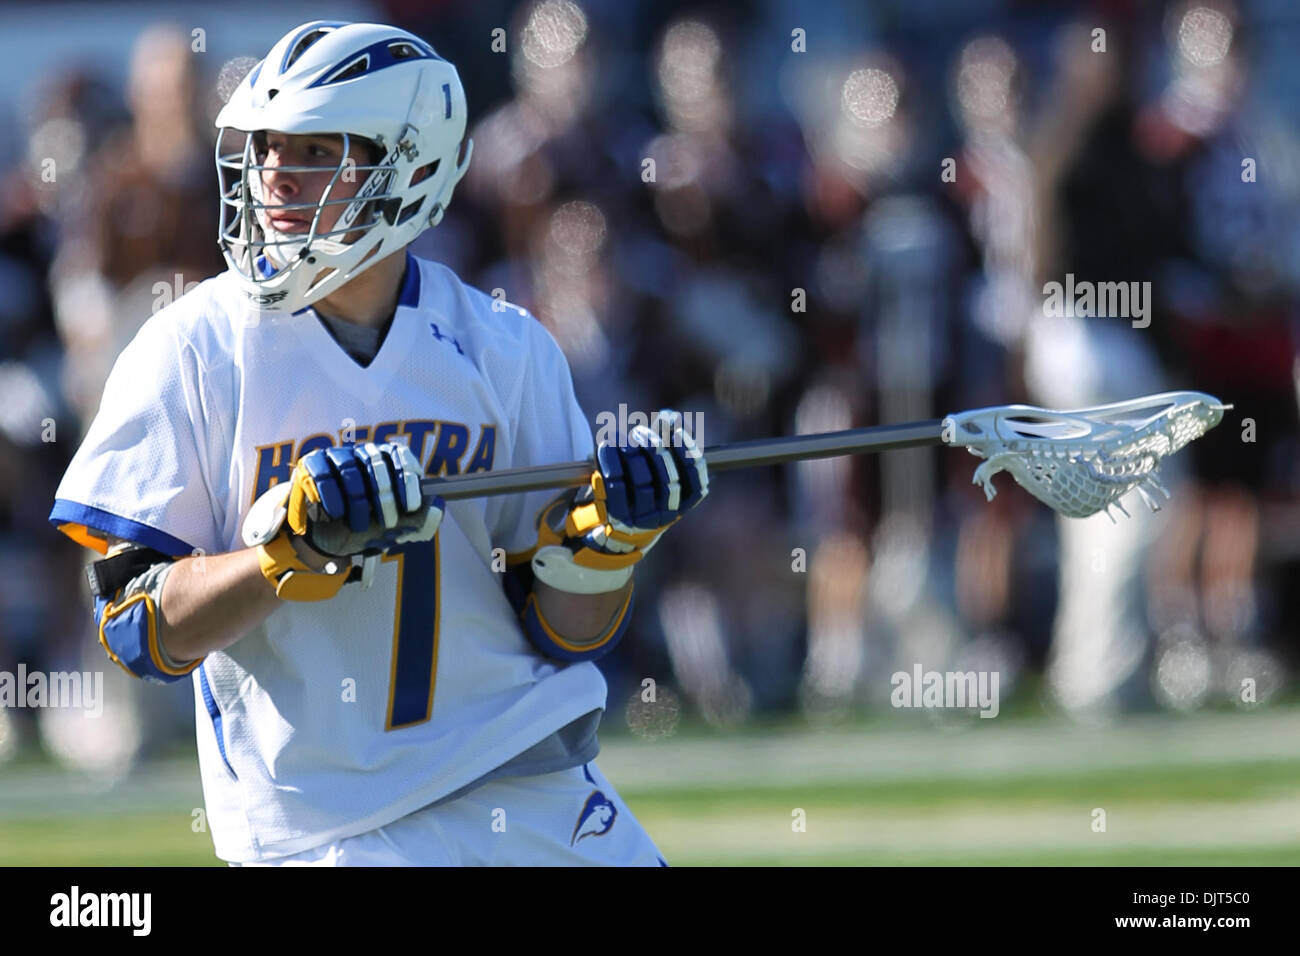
[58,522,110,555]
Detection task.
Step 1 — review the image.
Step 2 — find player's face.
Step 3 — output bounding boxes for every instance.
[254,132,372,239]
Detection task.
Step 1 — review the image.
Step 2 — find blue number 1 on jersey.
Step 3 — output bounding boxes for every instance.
[384,535,440,729]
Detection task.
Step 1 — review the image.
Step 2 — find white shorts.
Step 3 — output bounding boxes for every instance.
[231,762,667,866]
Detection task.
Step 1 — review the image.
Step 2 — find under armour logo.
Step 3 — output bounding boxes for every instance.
[429,323,464,355]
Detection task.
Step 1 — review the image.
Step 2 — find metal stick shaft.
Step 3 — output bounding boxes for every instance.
[421,420,945,501]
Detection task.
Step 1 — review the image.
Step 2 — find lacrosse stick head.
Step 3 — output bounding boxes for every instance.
[942,391,1229,520]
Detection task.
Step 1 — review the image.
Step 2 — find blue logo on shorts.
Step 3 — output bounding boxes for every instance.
[571,766,617,845]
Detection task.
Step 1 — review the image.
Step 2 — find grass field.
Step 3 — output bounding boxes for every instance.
[2,706,1298,865]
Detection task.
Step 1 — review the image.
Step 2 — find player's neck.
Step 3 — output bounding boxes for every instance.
[311,248,409,329]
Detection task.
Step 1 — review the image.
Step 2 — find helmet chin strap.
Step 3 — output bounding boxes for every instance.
[262,226,309,268]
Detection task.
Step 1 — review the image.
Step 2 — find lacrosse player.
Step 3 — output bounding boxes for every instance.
[48,20,706,865]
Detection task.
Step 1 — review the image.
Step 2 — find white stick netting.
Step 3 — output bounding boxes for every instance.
[942,391,1229,520]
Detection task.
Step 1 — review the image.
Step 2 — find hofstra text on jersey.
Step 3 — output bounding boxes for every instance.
[252,419,496,502]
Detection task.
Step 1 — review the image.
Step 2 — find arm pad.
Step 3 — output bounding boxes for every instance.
[91,551,199,684]
[504,559,634,663]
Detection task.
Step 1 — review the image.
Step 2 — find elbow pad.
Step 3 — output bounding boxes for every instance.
[89,548,199,684]
[506,559,634,663]
[520,588,635,663]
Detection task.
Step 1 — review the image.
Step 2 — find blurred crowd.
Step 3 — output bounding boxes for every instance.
[2,0,1298,769]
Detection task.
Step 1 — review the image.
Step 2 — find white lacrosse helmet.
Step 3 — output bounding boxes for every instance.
[215,20,472,311]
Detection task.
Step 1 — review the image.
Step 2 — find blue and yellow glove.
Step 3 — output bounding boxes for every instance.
[532,410,708,595]
[243,441,443,601]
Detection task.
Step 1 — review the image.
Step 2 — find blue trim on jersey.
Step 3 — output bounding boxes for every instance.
[199,664,238,779]
[397,252,420,308]
[289,253,416,320]
[306,37,438,89]
[49,500,196,556]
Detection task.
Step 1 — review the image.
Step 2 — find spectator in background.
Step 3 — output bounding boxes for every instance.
[0,66,125,763]
[51,23,224,428]
[1021,17,1172,718]
[33,24,224,772]
[1136,0,1298,710]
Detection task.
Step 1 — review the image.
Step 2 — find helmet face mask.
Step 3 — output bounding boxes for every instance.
[217,129,394,284]
[246,130,390,246]
[214,21,472,312]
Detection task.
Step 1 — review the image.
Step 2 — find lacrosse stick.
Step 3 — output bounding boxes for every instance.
[420,391,1229,521]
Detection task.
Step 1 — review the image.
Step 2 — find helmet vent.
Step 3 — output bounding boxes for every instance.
[389,42,420,60]
[287,28,333,69]
[325,54,370,84]
[396,197,426,226]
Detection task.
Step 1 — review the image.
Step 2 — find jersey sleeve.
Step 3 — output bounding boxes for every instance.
[488,322,593,558]
[50,313,230,557]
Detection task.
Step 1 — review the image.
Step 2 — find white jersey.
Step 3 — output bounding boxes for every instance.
[52,254,607,862]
